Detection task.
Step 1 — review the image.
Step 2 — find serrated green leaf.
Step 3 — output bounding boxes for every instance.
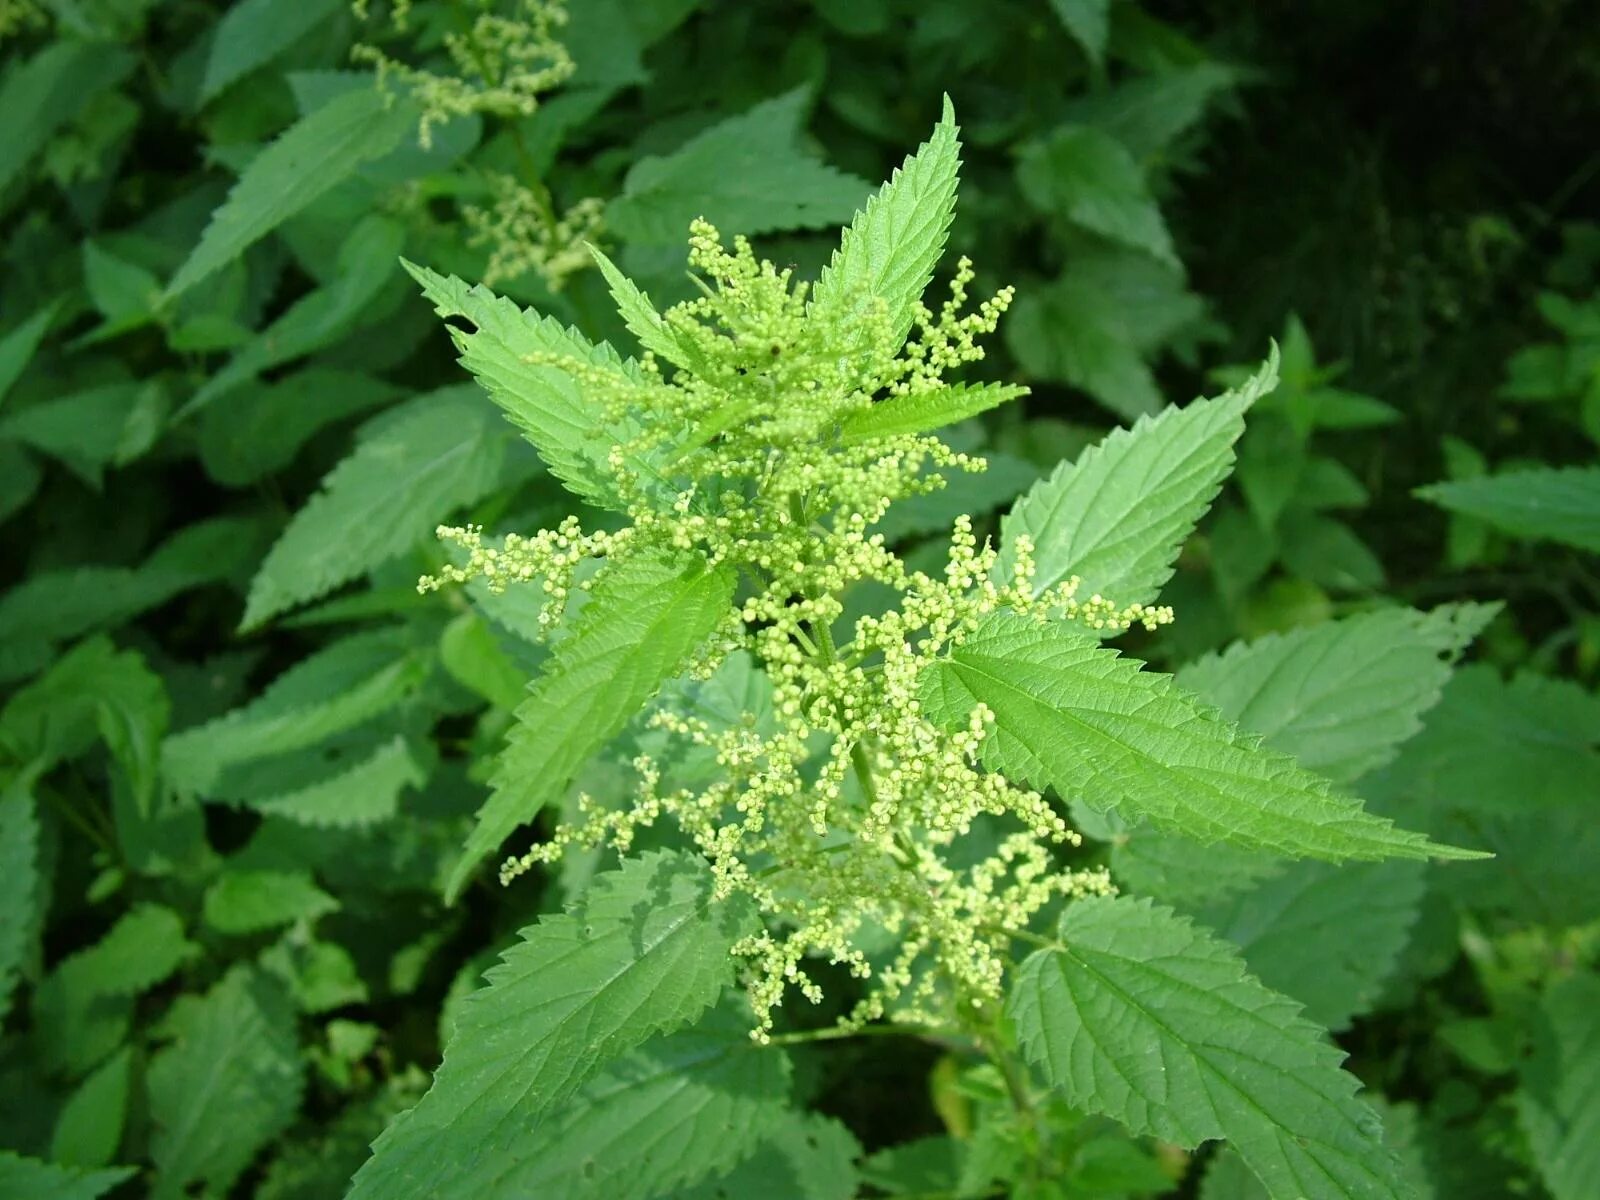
[349,850,756,1200]
[404,260,657,510]
[439,612,526,711]
[1003,250,1206,420]
[1018,126,1176,264]
[0,1152,133,1200]
[506,1004,792,1198]
[452,550,735,899]
[201,0,342,103]
[1417,466,1600,553]
[0,638,168,775]
[196,369,402,486]
[1010,895,1411,1200]
[1368,664,1600,815]
[589,242,710,373]
[1061,63,1237,159]
[840,383,1027,443]
[260,934,368,1013]
[1516,972,1600,1200]
[921,610,1482,863]
[165,86,412,298]
[0,770,41,1021]
[203,869,339,934]
[1194,860,1426,1031]
[0,518,258,673]
[681,1110,862,1200]
[997,350,1276,611]
[1176,603,1496,785]
[50,1045,133,1168]
[183,215,405,419]
[810,95,960,352]
[0,380,167,487]
[162,629,427,796]
[607,90,868,243]
[244,734,424,827]
[148,966,303,1200]
[52,904,197,1000]
[243,389,507,627]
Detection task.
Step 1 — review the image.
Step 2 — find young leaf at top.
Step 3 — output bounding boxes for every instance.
[997,349,1278,613]
[1416,465,1600,553]
[921,610,1484,863]
[349,851,755,1200]
[808,95,961,352]
[839,382,1027,443]
[450,549,736,900]
[1009,895,1411,1200]
[165,86,413,299]
[403,261,658,510]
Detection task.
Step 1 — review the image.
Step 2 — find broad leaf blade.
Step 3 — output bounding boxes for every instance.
[349,851,755,1200]
[508,1004,792,1199]
[606,90,868,243]
[148,966,302,1200]
[166,87,413,298]
[997,350,1277,610]
[1194,859,1426,1031]
[809,96,961,352]
[1175,603,1496,785]
[243,389,506,628]
[0,1152,132,1200]
[921,611,1482,863]
[1416,466,1600,553]
[1010,895,1412,1200]
[451,550,735,899]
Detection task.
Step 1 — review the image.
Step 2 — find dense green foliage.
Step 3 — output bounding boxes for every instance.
[2,2,1597,1198]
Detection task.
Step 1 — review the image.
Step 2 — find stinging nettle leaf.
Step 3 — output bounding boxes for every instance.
[1416,466,1600,554]
[200,0,342,104]
[1009,895,1413,1200]
[809,95,961,353]
[1017,125,1177,266]
[503,1003,793,1199]
[148,966,302,1200]
[242,388,507,628]
[404,260,654,510]
[998,349,1278,612]
[840,382,1027,443]
[606,89,869,244]
[162,629,427,796]
[1175,602,1498,785]
[349,850,756,1200]
[450,549,736,900]
[920,610,1485,864]
[165,86,413,299]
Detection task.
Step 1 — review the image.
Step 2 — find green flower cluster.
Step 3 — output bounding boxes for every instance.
[427,217,1166,1039]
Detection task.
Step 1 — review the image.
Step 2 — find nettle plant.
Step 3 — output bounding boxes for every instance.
[351,102,1489,1199]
